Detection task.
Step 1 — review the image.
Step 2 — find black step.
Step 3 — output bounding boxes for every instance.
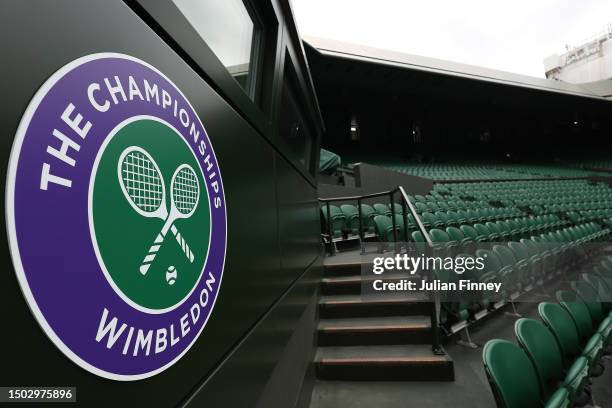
[317,316,431,346]
[323,262,363,277]
[315,345,454,381]
[319,294,430,318]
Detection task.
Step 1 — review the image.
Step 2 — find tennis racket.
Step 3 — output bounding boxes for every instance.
[118,146,199,274]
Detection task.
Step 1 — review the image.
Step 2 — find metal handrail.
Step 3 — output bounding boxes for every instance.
[318,186,442,354]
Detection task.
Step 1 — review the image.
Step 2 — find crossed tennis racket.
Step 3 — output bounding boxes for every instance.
[118,146,200,275]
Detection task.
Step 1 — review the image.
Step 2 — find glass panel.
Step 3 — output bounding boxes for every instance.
[280,75,314,175]
[173,0,257,94]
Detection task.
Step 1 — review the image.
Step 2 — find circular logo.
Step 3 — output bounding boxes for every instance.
[6,54,227,380]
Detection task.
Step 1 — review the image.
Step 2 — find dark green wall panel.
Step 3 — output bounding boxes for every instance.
[276,155,321,278]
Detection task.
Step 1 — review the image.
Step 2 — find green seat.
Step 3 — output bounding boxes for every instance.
[496,220,514,240]
[515,318,589,404]
[487,221,508,240]
[539,303,603,374]
[594,263,612,296]
[340,204,359,235]
[447,210,464,225]
[390,203,404,214]
[460,225,484,242]
[359,204,376,234]
[475,223,496,241]
[392,214,407,240]
[507,241,533,285]
[373,203,392,217]
[493,245,520,291]
[321,204,346,238]
[482,339,571,408]
[373,215,398,242]
[582,273,612,310]
[430,228,452,249]
[415,202,429,213]
[446,226,469,246]
[572,281,607,325]
[420,212,436,229]
[434,211,449,227]
[475,249,505,304]
[411,230,428,253]
[558,289,611,349]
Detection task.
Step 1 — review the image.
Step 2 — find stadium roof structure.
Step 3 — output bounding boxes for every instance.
[304,36,612,100]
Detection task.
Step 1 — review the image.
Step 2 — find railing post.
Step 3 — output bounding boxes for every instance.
[401,196,409,243]
[358,198,364,254]
[398,187,443,355]
[390,191,398,252]
[326,201,334,256]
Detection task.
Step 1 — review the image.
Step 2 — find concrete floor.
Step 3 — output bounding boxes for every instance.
[310,301,612,408]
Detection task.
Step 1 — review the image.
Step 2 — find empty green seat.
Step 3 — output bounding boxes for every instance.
[515,318,589,405]
[359,204,376,234]
[538,302,603,375]
[340,204,359,235]
[482,339,571,408]
[373,203,392,217]
[446,226,469,246]
[373,215,398,242]
[460,225,484,242]
[474,223,496,241]
[390,203,404,214]
[415,202,429,213]
[420,212,436,229]
[321,204,345,238]
[507,241,533,285]
[430,228,452,249]
[558,289,611,349]
[434,211,450,227]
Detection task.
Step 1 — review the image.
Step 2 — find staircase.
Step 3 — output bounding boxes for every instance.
[315,256,455,381]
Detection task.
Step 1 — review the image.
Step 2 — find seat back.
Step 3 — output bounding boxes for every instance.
[446,226,464,243]
[556,290,595,341]
[460,225,479,241]
[514,318,564,395]
[340,204,359,234]
[430,228,450,245]
[321,204,345,237]
[360,204,376,233]
[474,223,491,239]
[582,273,612,303]
[482,339,542,408]
[373,215,393,242]
[538,302,581,360]
[508,241,529,262]
[493,245,516,268]
[571,281,604,323]
[373,203,391,217]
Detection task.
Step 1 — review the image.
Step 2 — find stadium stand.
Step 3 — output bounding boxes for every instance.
[317,158,612,406]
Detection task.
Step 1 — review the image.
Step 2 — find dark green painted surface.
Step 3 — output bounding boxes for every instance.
[0,1,323,407]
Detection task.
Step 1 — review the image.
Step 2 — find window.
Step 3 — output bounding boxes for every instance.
[172,0,260,97]
[280,61,315,176]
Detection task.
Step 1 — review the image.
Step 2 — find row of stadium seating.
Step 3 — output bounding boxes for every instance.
[411,222,609,330]
[378,163,607,181]
[483,256,612,407]
[320,180,612,245]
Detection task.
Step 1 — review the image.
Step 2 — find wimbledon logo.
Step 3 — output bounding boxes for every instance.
[6,54,227,380]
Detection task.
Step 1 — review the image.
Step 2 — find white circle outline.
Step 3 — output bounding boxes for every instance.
[5,53,227,381]
[89,115,212,315]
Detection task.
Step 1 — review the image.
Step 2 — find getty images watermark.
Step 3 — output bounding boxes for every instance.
[367,252,502,294]
[359,241,602,302]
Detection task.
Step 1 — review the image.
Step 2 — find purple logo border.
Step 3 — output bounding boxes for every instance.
[6,53,227,381]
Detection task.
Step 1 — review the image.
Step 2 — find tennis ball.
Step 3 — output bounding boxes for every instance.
[166,265,178,285]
